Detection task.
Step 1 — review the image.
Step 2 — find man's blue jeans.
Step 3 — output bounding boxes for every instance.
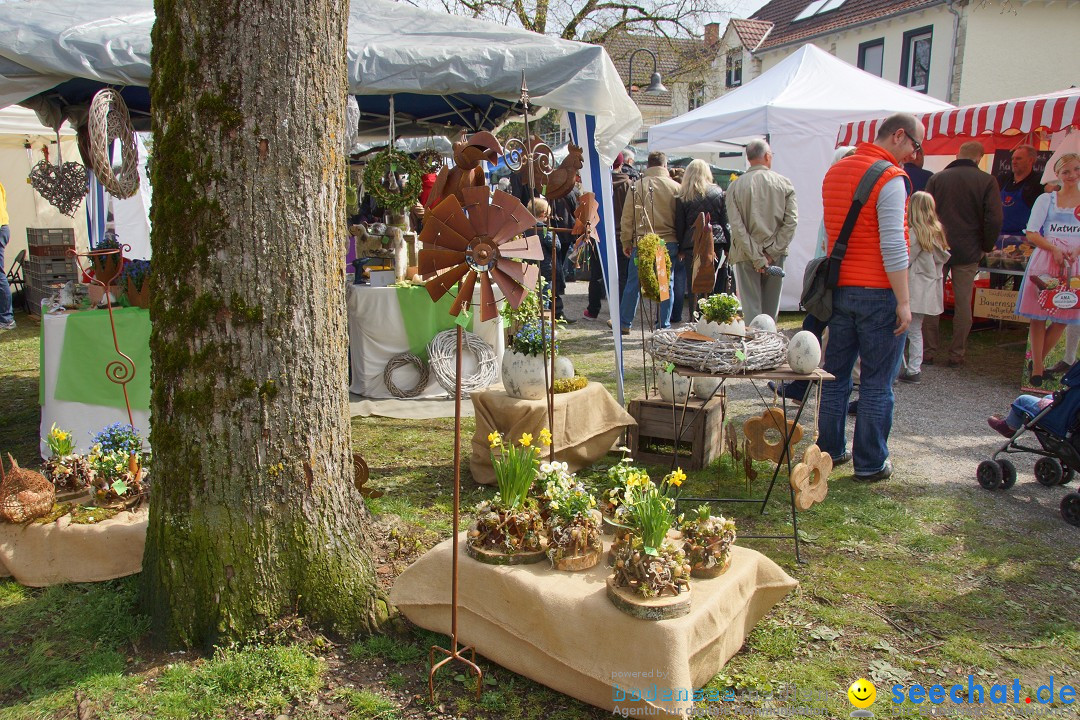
[658,241,686,328]
[0,225,12,325]
[818,287,905,475]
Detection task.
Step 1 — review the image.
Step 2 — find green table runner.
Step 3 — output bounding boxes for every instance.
[395,285,474,359]
[52,308,152,410]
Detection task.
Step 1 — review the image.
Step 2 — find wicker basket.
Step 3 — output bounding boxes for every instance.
[0,454,56,523]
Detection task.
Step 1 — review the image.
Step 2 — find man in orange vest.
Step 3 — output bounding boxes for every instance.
[817,114,922,482]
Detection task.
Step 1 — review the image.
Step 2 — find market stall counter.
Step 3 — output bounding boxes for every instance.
[391,534,798,718]
[346,284,504,399]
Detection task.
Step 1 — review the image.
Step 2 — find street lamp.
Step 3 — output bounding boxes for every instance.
[627,48,667,95]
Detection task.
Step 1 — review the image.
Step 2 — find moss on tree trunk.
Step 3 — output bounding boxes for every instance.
[143,0,382,648]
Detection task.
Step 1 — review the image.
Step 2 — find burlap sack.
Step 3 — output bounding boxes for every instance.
[391,534,797,717]
[470,383,635,485]
[0,508,146,587]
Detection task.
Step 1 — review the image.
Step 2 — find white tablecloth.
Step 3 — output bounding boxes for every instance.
[346,285,504,399]
[39,309,151,459]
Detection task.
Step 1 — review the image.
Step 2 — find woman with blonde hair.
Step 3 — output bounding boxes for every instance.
[1015,152,1080,386]
[671,159,730,323]
[901,191,950,383]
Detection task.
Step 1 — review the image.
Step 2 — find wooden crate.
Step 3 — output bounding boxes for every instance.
[627,391,726,470]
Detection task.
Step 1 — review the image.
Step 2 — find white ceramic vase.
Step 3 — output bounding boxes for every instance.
[696,317,745,340]
[658,371,693,403]
[501,350,551,400]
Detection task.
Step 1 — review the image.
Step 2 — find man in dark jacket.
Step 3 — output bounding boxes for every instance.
[923,141,1004,366]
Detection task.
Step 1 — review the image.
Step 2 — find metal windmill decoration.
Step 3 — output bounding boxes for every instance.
[418,171,544,702]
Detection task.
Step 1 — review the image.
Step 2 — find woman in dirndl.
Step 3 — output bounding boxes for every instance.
[1015,152,1080,386]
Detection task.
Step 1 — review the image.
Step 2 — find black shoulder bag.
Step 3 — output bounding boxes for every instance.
[801,160,893,321]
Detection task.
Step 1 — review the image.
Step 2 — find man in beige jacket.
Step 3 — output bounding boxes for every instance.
[618,152,680,332]
[726,139,798,320]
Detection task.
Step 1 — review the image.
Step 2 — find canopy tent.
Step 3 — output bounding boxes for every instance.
[648,44,953,311]
[836,87,1080,157]
[0,0,640,393]
[0,106,87,266]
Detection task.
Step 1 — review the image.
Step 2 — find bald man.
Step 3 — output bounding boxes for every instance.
[923,141,1004,367]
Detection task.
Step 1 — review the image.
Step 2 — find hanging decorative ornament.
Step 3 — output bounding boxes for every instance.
[567,192,599,265]
[742,407,804,463]
[416,147,444,175]
[88,88,140,199]
[691,212,718,294]
[28,142,90,218]
[418,185,543,321]
[363,149,422,213]
[789,444,831,511]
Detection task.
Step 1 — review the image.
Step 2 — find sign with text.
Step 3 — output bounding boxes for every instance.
[974,287,1024,323]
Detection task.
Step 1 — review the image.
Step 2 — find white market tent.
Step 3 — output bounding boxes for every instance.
[648,44,953,311]
[0,107,87,266]
[0,0,642,388]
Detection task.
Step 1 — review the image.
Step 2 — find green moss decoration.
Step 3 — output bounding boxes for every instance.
[362,149,422,214]
[553,376,588,393]
[637,232,671,302]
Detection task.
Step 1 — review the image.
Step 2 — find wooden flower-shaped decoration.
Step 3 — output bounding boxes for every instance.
[789,444,831,511]
[742,407,804,463]
[418,186,543,320]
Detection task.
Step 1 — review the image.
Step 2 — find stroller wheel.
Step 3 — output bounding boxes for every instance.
[1035,457,1064,487]
[977,460,1003,490]
[998,459,1017,490]
[1059,467,1075,486]
[1062,492,1080,527]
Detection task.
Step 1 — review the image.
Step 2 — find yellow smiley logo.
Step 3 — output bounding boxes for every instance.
[848,678,876,709]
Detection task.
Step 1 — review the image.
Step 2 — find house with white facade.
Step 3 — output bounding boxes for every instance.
[712,0,1078,107]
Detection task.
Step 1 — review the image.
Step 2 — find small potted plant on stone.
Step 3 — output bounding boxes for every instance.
[467,429,547,564]
[540,459,602,571]
[41,424,92,498]
[86,423,150,509]
[607,471,692,620]
[680,504,737,578]
[696,293,744,339]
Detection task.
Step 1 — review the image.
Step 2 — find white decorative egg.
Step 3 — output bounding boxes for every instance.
[658,371,693,403]
[787,330,821,374]
[554,355,575,380]
[748,314,777,334]
[693,376,722,400]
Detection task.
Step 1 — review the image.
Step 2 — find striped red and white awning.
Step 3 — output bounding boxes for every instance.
[836,88,1080,151]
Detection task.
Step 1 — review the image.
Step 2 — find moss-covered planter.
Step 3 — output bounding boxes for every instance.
[546,513,602,572]
[466,504,545,565]
[608,537,691,620]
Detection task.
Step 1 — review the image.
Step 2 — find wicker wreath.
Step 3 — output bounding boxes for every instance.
[637,232,671,302]
[415,148,444,174]
[362,149,422,213]
[88,89,140,199]
[647,327,788,374]
[383,352,430,398]
[427,330,499,396]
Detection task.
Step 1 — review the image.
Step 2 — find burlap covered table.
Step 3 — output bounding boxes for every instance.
[391,535,797,717]
[0,508,147,586]
[469,382,635,485]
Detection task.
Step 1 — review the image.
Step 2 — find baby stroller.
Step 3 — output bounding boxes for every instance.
[977,362,1080,527]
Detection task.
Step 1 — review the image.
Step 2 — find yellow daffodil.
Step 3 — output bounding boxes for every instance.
[539,428,553,447]
[487,430,503,448]
[669,468,686,487]
[519,433,533,447]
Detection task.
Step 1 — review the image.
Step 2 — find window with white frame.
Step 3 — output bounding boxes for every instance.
[726,51,742,88]
[858,39,884,77]
[900,26,932,93]
[793,0,848,22]
[689,82,705,111]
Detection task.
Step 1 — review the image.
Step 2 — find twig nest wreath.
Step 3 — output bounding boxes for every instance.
[0,453,56,523]
[743,407,804,463]
[88,89,140,199]
[789,444,831,511]
[29,154,90,217]
[362,148,422,214]
[647,328,788,374]
[636,232,670,302]
[427,330,497,396]
[415,148,444,174]
[383,352,429,398]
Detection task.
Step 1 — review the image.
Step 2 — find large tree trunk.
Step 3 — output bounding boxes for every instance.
[143,0,382,648]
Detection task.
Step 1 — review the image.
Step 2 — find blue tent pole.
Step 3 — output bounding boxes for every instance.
[569,111,624,405]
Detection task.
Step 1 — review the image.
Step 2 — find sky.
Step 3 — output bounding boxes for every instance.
[727,0,771,19]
